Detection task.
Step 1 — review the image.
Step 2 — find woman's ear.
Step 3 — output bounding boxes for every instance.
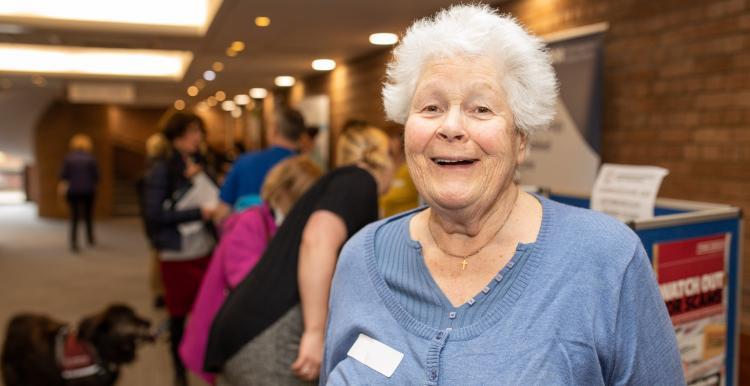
[515,130,528,165]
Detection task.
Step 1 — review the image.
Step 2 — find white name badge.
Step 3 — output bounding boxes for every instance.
[347,334,404,378]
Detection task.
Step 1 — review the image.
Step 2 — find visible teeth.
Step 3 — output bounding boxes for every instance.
[434,159,475,165]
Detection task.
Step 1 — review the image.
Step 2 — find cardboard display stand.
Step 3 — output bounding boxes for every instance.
[546,192,742,386]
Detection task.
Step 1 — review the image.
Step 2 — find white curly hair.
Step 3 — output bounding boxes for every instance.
[382,4,558,136]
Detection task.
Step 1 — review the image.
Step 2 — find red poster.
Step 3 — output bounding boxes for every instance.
[653,233,730,386]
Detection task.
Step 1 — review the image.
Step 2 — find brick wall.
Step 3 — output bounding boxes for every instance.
[295,0,750,375]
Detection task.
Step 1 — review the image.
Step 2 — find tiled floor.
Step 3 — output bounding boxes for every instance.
[0,203,207,386]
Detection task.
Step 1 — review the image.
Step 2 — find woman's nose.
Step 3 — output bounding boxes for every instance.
[436,106,466,142]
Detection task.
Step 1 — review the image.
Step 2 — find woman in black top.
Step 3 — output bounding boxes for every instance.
[59,134,99,252]
[206,127,394,385]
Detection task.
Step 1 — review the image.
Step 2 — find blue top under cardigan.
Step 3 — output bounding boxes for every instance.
[322,195,684,385]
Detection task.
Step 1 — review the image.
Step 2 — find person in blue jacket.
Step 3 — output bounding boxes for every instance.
[322,5,685,385]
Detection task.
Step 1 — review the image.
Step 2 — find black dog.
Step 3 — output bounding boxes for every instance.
[1,304,152,386]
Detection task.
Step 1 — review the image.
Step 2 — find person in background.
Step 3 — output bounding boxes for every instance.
[379,125,419,217]
[321,5,684,385]
[143,112,217,386]
[214,107,306,220]
[180,156,322,384]
[59,133,99,253]
[137,133,171,308]
[204,126,394,386]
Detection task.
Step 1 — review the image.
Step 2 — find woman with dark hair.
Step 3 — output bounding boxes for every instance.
[143,112,217,386]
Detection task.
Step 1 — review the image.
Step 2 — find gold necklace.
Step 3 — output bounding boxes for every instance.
[427,189,518,271]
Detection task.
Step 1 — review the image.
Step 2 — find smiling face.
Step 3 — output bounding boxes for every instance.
[404,55,526,211]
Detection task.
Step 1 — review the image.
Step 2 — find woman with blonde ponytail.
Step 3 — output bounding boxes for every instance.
[205,126,394,385]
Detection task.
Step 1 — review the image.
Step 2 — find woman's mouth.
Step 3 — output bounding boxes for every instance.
[431,158,478,167]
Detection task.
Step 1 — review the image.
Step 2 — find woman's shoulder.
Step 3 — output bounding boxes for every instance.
[539,196,641,265]
[339,208,422,263]
[330,165,375,181]
[543,196,638,243]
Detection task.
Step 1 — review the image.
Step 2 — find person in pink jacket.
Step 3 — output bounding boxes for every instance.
[179,156,322,384]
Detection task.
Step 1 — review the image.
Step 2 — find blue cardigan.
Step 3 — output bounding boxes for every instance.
[322,196,684,385]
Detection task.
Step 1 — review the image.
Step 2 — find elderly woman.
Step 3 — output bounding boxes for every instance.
[204,126,393,385]
[322,5,683,385]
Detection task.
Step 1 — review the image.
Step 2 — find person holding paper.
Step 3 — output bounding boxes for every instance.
[143,112,217,386]
[322,5,684,385]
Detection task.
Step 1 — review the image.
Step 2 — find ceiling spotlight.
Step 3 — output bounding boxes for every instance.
[274,76,295,87]
[226,48,238,57]
[174,99,185,110]
[249,87,268,99]
[255,17,271,27]
[369,33,398,45]
[203,70,216,81]
[194,79,206,89]
[215,90,226,101]
[212,61,224,72]
[196,101,209,111]
[230,41,245,52]
[233,94,250,105]
[221,100,236,111]
[187,85,199,96]
[31,74,47,87]
[206,96,217,107]
[230,108,242,118]
[312,59,336,71]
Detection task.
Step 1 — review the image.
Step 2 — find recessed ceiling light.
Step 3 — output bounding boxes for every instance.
[196,101,209,111]
[31,74,47,87]
[249,88,267,99]
[369,33,398,45]
[203,70,216,81]
[212,61,224,72]
[174,99,185,110]
[255,16,271,27]
[230,41,245,52]
[193,79,206,89]
[0,43,192,80]
[187,85,198,96]
[274,76,295,87]
[206,96,217,106]
[215,90,226,101]
[233,94,250,105]
[221,100,236,111]
[225,48,238,57]
[231,108,242,118]
[312,59,336,71]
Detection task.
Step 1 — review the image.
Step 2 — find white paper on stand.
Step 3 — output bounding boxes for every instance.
[590,164,669,221]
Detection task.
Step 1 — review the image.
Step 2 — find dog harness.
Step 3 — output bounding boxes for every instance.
[55,327,105,379]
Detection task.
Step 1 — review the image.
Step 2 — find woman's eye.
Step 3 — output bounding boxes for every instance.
[421,105,440,113]
[475,106,492,114]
